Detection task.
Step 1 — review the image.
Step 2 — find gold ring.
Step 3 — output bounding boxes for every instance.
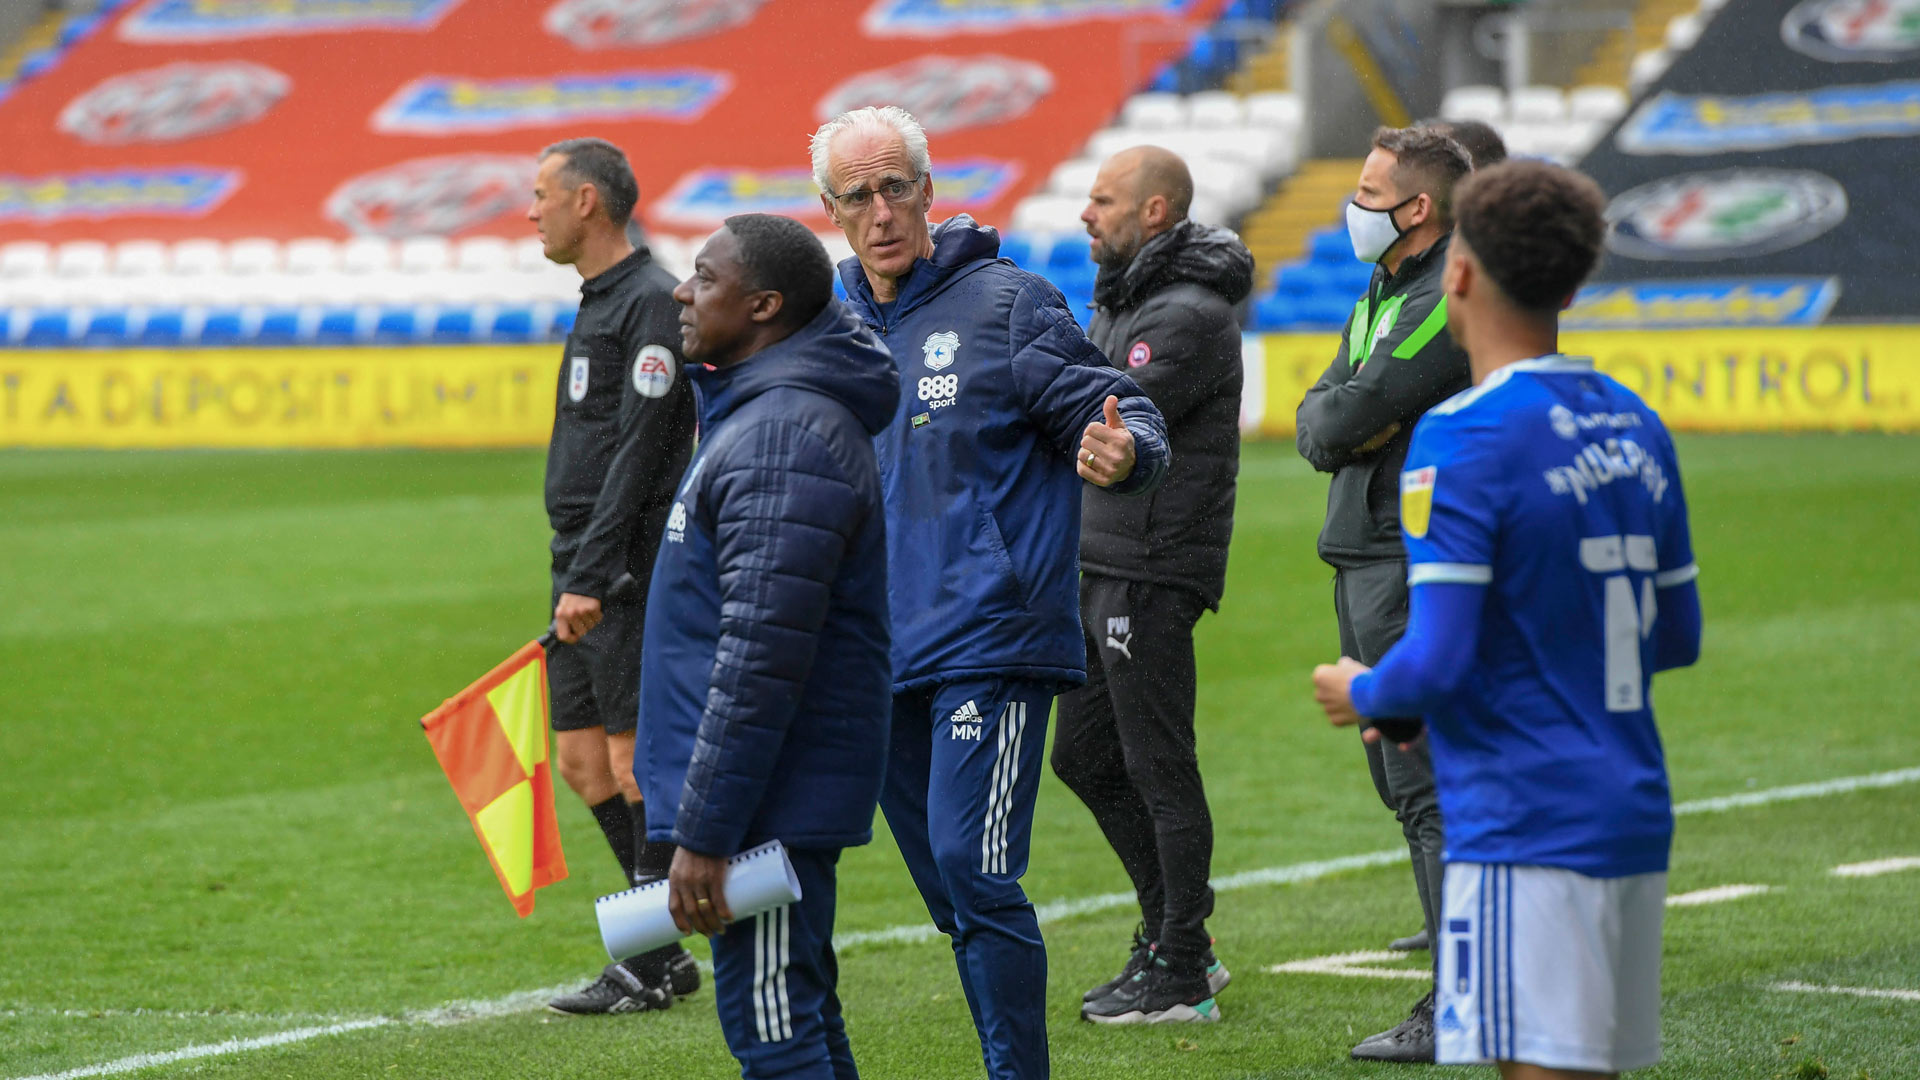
[696,897,711,907]
[1084,450,1096,464]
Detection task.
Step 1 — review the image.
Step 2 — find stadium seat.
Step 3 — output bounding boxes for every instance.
[137,309,186,346]
[1,241,51,278]
[284,238,339,275]
[1441,85,1505,124]
[455,236,513,274]
[1666,12,1704,52]
[1246,92,1304,131]
[81,309,131,346]
[997,233,1036,268]
[171,239,225,277]
[341,237,393,275]
[431,307,476,343]
[54,241,110,278]
[112,241,168,277]
[1508,86,1568,125]
[227,238,281,276]
[199,309,251,345]
[1569,85,1629,124]
[1299,294,1353,326]
[1122,93,1185,130]
[1048,158,1100,199]
[549,308,577,338]
[24,310,73,347]
[256,308,304,344]
[398,237,452,275]
[373,307,420,343]
[490,306,535,342]
[1186,92,1245,129]
[1045,234,1092,271]
[1253,294,1297,329]
[1011,195,1085,233]
[1309,228,1353,265]
[1629,48,1673,94]
[314,306,362,343]
[512,238,550,272]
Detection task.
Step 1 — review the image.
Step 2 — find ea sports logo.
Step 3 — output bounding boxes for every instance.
[60,62,289,145]
[325,154,532,237]
[632,345,676,399]
[544,0,767,48]
[817,55,1054,134]
[1605,169,1848,262]
[1783,0,1920,62]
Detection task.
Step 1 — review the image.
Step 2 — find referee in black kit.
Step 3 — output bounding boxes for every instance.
[524,138,700,1016]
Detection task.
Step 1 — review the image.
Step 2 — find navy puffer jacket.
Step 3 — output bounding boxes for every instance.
[640,301,899,855]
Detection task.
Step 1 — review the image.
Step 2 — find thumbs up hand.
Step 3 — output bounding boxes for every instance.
[1078,395,1137,488]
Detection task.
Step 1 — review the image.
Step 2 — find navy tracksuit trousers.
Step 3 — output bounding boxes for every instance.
[880,677,1054,1080]
[711,848,855,1080]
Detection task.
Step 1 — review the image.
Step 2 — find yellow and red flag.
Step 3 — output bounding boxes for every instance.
[421,641,567,916]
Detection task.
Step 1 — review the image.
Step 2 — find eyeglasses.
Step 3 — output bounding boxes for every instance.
[828,174,924,213]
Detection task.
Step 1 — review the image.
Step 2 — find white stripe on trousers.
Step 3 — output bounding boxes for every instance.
[752,906,792,1043]
[981,701,1027,875]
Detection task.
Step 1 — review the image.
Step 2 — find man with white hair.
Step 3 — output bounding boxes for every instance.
[810,105,1169,1079]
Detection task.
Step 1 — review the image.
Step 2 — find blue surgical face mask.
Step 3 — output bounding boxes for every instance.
[1346,193,1420,264]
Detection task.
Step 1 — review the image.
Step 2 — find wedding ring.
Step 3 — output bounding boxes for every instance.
[1084,450,1096,464]
[696,897,712,907]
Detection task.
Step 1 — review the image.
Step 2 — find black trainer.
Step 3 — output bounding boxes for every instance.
[1389,928,1430,952]
[1350,990,1435,1063]
[660,946,701,998]
[546,962,674,1016]
[1081,957,1221,1025]
[1201,947,1232,996]
[1082,925,1155,1002]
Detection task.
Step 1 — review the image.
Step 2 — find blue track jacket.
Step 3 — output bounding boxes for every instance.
[640,301,900,856]
[838,216,1170,691]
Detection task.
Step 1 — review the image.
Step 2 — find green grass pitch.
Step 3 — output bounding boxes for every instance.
[3,435,1917,1079]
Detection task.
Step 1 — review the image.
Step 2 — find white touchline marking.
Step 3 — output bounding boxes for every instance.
[1830,856,1920,878]
[1265,950,1430,981]
[1772,981,1920,1003]
[1666,883,1774,906]
[17,765,1920,1080]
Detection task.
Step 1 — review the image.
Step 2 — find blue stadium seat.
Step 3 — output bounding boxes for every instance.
[256,308,302,344]
[432,308,475,343]
[548,308,577,338]
[1309,228,1353,265]
[82,309,131,346]
[198,308,248,345]
[138,309,185,346]
[1331,260,1374,293]
[373,307,418,343]
[490,307,535,343]
[1253,294,1297,330]
[17,50,58,80]
[1299,295,1354,327]
[1045,235,1092,271]
[1149,64,1179,94]
[24,310,72,347]
[314,307,361,344]
[1274,265,1322,297]
[998,234,1034,268]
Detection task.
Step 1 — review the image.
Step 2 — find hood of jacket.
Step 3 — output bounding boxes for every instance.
[838,214,1004,324]
[1093,219,1255,313]
[691,299,899,436]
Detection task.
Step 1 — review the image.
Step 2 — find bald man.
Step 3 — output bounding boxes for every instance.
[1054,147,1253,1024]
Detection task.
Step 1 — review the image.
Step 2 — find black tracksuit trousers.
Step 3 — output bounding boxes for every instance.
[1052,575,1216,972]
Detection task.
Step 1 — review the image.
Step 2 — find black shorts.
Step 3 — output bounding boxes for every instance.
[548,559,644,734]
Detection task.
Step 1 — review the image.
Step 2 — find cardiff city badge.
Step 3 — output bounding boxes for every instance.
[922,331,959,371]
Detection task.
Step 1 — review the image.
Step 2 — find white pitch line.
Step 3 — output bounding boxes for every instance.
[1666,883,1774,907]
[16,765,1920,1080]
[1830,855,1920,878]
[1266,950,1430,981]
[1772,981,1920,1003]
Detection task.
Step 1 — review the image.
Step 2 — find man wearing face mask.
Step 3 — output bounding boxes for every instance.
[1295,125,1473,1064]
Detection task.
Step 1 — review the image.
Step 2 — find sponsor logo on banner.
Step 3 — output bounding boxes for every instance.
[544,0,767,49]
[59,62,289,144]
[325,154,532,237]
[864,0,1195,36]
[1616,81,1920,155]
[1783,0,1920,63]
[817,55,1052,133]
[120,0,464,43]
[372,70,729,135]
[0,168,240,223]
[1565,278,1842,329]
[651,159,1018,226]
[1605,170,1848,262]
[1400,466,1435,539]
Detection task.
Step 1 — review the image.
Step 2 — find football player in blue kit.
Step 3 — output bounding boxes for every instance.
[1312,159,1703,1079]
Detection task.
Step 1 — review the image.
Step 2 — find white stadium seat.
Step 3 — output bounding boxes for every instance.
[1569,85,1629,124]
[1,241,51,278]
[1440,84,1505,124]
[1245,92,1303,131]
[1666,12,1704,52]
[227,238,281,276]
[1048,158,1100,198]
[341,237,393,275]
[397,236,451,274]
[112,241,169,277]
[171,239,225,277]
[1186,91,1245,128]
[284,237,339,275]
[1629,48,1674,95]
[1011,195,1086,234]
[513,237,550,272]
[1121,92,1185,131]
[455,236,513,274]
[53,241,110,278]
[1508,85,1568,125]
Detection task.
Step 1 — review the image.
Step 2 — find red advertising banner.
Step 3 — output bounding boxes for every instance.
[0,0,1225,243]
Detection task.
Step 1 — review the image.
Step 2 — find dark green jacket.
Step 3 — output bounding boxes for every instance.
[1295,233,1470,567]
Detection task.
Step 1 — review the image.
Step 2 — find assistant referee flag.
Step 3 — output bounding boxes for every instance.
[421,641,568,916]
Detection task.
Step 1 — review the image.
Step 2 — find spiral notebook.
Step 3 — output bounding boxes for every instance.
[595,839,802,959]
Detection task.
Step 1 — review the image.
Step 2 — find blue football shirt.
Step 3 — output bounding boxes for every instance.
[1400,355,1697,877]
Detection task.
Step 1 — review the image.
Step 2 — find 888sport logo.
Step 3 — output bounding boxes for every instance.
[917,373,959,409]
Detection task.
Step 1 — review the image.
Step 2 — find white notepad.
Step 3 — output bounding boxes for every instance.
[595,840,803,959]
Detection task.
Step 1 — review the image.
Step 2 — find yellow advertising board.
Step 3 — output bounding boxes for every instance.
[1253,327,1920,436]
[0,346,560,448]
